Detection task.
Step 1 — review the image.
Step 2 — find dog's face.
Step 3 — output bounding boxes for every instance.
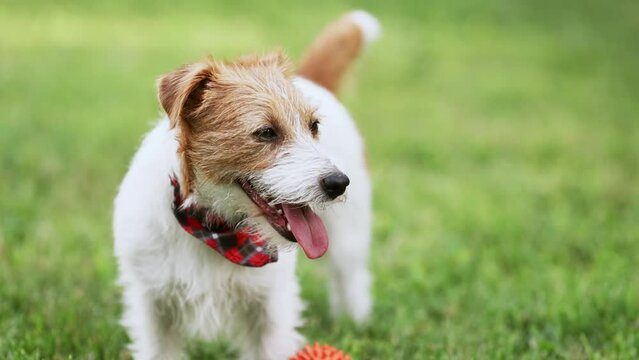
[158,52,348,258]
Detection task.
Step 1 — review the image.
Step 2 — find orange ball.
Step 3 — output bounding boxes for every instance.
[289,343,352,360]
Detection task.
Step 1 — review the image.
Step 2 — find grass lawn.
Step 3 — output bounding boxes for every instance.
[1,0,638,358]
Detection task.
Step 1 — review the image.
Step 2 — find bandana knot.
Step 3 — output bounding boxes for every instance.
[170,175,277,267]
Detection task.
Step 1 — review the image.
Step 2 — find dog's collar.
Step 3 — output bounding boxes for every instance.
[169,175,278,267]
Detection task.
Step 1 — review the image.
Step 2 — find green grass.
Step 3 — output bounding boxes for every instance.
[1,0,638,358]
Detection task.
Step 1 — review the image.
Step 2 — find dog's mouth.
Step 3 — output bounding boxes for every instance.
[239,180,328,259]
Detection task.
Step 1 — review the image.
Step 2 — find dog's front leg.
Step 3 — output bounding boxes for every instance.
[121,284,185,360]
[237,306,305,360]
[232,265,305,359]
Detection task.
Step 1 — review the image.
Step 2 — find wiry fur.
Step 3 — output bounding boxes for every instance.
[158,52,315,197]
[248,126,338,206]
[114,11,378,360]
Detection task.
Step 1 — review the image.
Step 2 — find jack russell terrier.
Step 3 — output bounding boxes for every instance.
[113,10,380,359]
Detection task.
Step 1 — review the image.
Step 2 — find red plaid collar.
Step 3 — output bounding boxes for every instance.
[170,175,278,267]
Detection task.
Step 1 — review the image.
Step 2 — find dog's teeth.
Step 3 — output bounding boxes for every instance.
[286,223,291,231]
[277,209,283,215]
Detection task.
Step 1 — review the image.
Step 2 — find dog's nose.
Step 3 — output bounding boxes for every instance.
[320,172,350,199]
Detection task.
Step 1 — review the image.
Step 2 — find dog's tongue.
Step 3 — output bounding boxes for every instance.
[281,204,328,259]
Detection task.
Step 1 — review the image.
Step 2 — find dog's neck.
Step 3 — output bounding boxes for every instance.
[170,175,278,267]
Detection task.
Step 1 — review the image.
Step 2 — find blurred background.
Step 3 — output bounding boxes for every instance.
[1,0,637,358]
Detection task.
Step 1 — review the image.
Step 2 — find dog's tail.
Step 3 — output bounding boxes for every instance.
[298,10,381,93]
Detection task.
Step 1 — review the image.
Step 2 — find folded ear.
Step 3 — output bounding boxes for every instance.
[157,60,218,197]
[157,60,217,128]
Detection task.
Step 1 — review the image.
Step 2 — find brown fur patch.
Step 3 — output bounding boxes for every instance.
[298,15,364,92]
[157,53,315,197]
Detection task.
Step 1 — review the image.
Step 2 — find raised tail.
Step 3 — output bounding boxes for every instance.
[297,10,381,93]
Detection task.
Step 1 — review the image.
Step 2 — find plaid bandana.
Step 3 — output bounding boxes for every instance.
[170,176,278,267]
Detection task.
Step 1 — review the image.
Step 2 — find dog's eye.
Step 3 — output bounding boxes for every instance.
[254,127,279,142]
[310,119,320,136]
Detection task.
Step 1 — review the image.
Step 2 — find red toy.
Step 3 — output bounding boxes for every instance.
[289,343,352,360]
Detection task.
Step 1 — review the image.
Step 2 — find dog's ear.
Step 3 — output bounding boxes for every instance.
[157,60,219,197]
[157,60,218,128]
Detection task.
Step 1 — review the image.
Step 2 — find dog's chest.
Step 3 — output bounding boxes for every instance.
[184,275,264,338]
[165,242,276,337]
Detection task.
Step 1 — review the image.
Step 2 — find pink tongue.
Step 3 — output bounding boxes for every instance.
[281,204,328,259]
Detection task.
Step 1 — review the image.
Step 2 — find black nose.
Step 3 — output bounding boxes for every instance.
[320,172,350,199]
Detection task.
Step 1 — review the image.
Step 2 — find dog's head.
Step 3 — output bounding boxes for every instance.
[158,52,347,259]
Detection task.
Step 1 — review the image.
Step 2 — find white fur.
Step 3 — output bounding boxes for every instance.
[346,10,381,46]
[249,121,337,206]
[113,77,372,359]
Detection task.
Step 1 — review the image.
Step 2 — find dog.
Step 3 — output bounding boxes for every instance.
[113,10,380,360]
